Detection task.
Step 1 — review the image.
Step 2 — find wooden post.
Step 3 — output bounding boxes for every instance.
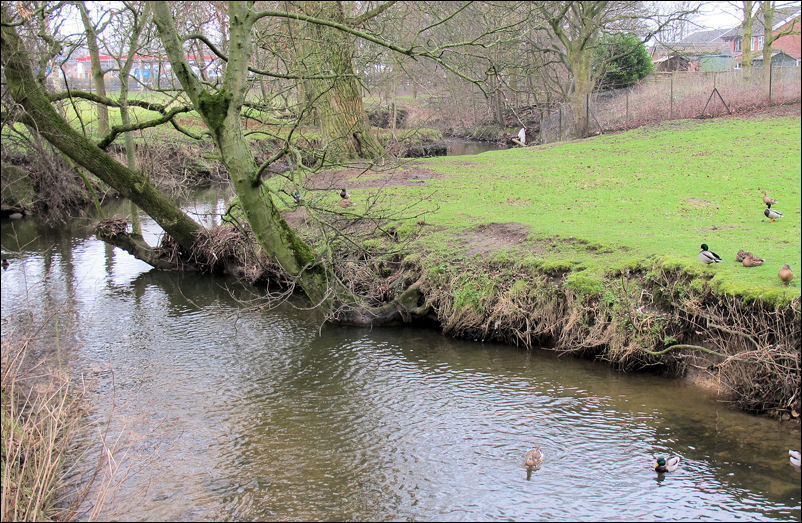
[669,72,673,119]
[558,106,562,141]
[586,93,590,136]
[768,59,773,105]
[625,89,629,129]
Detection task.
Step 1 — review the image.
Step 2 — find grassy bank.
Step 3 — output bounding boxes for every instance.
[359,110,800,306]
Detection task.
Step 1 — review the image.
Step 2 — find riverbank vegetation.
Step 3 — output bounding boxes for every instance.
[1,332,81,521]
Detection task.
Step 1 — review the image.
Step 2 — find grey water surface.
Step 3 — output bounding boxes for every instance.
[1,190,799,522]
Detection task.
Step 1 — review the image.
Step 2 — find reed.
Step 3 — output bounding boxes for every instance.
[1,332,80,521]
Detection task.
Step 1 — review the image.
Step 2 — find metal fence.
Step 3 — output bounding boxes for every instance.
[540,65,802,144]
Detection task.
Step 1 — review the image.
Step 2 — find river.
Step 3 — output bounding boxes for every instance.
[1,189,800,521]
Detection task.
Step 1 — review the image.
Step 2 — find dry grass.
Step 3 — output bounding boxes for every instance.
[1,331,82,522]
[1,323,138,522]
[540,67,802,140]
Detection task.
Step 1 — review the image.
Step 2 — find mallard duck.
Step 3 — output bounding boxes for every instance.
[340,188,350,199]
[779,264,794,286]
[742,254,764,267]
[654,456,681,473]
[292,191,303,204]
[699,244,722,264]
[735,249,751,262]
[761,190,777,205]
[790,450,801,467]
[764,203,783,222]
[524,446,543,468]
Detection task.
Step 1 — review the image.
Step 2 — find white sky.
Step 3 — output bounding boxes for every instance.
[695,1,742,28]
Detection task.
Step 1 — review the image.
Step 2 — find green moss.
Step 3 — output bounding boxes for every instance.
[509,279,530,298]
[564,271,605,297]
[198,89,232,130]
[453,274,495,313]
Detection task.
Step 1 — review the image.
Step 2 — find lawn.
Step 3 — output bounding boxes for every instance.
[352,112,801,304]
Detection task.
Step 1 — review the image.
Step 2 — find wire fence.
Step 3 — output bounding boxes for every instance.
[540,65,802,144]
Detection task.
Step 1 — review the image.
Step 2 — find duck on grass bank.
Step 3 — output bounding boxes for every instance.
[742,254,764,267]
[699,244,722,264]
[779,264,794,286]
[761,190,777,205]
[654,456,681,473]
[764,203,783,222]
[338,188,355,208]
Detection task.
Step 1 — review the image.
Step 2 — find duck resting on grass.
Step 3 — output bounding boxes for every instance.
[761,190,777,205]
[338,187,355,208]
[736,249,750,262]
[742,253,764,267]
[779,264,794,286]
[699,244,722,264]
[654,456,681,473]
[790,450,801,467]
[764,203,783,222]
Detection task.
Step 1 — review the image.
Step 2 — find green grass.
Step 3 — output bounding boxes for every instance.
[358,114,801,304]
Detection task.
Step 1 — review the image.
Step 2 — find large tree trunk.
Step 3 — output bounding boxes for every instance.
[742,1,754,75]
[567,45,592,138]
[760,1,775,100]
[296,1,385,161]
[151,2,425,324]
[152,1,353,312]
[78,1,110,137]
[1,13,201,253]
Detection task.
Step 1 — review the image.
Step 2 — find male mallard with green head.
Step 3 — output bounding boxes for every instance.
[764,203,783,222]
[654,456,681,473]
[790,450,801,467]
[338,188,355,208]
[699,244,722,264]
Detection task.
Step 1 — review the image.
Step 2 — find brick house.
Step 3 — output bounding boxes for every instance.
[719,6,801,67]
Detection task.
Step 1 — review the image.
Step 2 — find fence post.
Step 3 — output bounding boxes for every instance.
[586,93,590,136]
[769,59,773,105]
[625,89,629,129]
[558,106,562,141]
[669,72,673,119]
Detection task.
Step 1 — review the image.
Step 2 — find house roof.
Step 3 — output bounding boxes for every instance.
[678,28,730,44]
[720,5,801,39]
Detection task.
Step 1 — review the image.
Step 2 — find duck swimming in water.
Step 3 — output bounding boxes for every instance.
[525,446,543,468]
[654,456,681,473]
[699,244,722,264]
[790,450,801,467]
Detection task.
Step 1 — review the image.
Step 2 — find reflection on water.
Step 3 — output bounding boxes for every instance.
[446,138,508,156]
[2,190,800,521]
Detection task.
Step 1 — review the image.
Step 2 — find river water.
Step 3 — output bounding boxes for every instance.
[1,190,800,522]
